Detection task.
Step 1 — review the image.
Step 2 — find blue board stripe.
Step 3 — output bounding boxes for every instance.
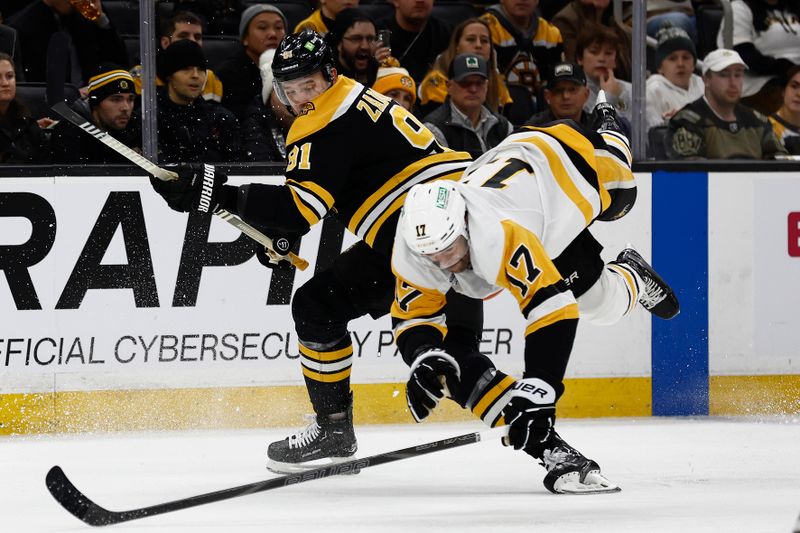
[651,171,708,416]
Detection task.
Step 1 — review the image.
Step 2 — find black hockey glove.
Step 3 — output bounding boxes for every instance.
[502,378,557,455]
[254,233,299,270]
[406,349,461,422]
[150,163,228,214]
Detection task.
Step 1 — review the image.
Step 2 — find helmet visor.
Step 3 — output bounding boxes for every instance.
[273,72,331,114]
[424,235,469,270]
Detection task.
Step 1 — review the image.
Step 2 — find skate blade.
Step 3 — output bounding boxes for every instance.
[267,456,361,476]
[552,470,621,495]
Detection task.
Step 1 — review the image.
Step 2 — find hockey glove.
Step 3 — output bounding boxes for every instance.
[150,163,228,214]
[406,349,461,422]
[502,378,557,455]
[254,234,297,270]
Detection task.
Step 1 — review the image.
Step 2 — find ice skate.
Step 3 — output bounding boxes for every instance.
[591,90,626,136]
[267,403,357,474]
[535,431,621,495]
[615,246,680,319]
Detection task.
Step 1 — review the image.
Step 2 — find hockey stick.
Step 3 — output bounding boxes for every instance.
[50,101,308,271]
[46,426,508,526]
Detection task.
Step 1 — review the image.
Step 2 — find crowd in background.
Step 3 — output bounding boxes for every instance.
[1,0,799,166]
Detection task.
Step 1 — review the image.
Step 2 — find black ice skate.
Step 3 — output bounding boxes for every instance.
[267,404,357,474]
[591,90,626,136]
[615,246,680,320]
[534,431,620,495]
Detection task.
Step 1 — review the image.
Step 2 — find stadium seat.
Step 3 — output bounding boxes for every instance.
[122,34,141,64]
[647,126,669,160]
[104,1,141,35]
[696,4,723,59]
[432,2,479,28]
[202,36,241,70]
[360,2,394,24]
[16,82,81,121]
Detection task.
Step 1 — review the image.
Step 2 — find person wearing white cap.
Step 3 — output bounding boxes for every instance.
[217,4,287,119]
[665,48,786,159]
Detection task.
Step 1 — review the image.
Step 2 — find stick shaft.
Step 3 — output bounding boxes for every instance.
[50,102,308,271]
[46,426,507,526]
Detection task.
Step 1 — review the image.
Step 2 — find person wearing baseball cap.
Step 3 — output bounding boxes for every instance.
[50,62,140,164]
[646,26,704,129]
[157,40,244,163]
[217,4,287,120]
[664,48,786,160]
[423,53,512,158]
[527,62,592,128]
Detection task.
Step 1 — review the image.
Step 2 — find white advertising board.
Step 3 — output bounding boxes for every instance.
[0,174,652,394]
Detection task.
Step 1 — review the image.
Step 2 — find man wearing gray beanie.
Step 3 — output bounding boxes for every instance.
[217,4,287,119]
[645,26,704,129]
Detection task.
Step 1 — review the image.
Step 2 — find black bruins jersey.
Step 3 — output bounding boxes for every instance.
[236,75,473,256]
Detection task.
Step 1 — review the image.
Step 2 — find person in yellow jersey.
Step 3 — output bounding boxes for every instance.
[390,94,678,494]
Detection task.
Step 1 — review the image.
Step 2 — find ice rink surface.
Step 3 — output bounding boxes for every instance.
[2,417,799,533]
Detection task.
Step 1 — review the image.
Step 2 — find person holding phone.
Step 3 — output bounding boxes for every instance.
[326,8,393,87]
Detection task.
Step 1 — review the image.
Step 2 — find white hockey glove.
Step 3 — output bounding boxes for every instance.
[405,349,461,422]
[502,378,557,453]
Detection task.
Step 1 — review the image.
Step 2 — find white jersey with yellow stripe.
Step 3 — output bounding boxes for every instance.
[391,121,633,340]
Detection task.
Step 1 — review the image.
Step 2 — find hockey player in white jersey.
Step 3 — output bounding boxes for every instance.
[390,97,678,494]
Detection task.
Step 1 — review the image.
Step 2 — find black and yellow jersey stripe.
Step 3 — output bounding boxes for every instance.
[278,75,472,255]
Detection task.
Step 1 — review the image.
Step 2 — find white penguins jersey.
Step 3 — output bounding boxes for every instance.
[391,122,634,341]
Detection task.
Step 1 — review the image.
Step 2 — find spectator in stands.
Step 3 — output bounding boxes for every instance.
[51,63,141,164]
[418,18,511,117]
[0,53,49,164]
[327,9,389,87]
[769,65,800,155]
[131,11,224,103]
[217,4,287,120]
[480,0,564,125]
[646,26,704,130]
[641,0,696,42]
[576,24,632,126]
[552,0,632,81]
[378,0,450,84]
[156,40,243,163]
[242,48,294,162]
[174,0,245,35]
[423,53,512,158]
[665,49,786,160]
[0,23,24,81]
[295,0,358,34]
[718,0,800,115]
[525,62,591,128]
[8,0,128,84]
[374,66,416,111]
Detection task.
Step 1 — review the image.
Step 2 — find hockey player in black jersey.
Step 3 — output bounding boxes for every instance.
[149,30,483,473]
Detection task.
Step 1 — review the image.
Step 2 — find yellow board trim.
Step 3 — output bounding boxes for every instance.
[3,375,796,435]
[709,375,800,415]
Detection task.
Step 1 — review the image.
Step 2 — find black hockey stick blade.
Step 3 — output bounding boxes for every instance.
[46,426,507,527]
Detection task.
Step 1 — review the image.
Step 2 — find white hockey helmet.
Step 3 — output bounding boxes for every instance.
[401,182,468,255]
